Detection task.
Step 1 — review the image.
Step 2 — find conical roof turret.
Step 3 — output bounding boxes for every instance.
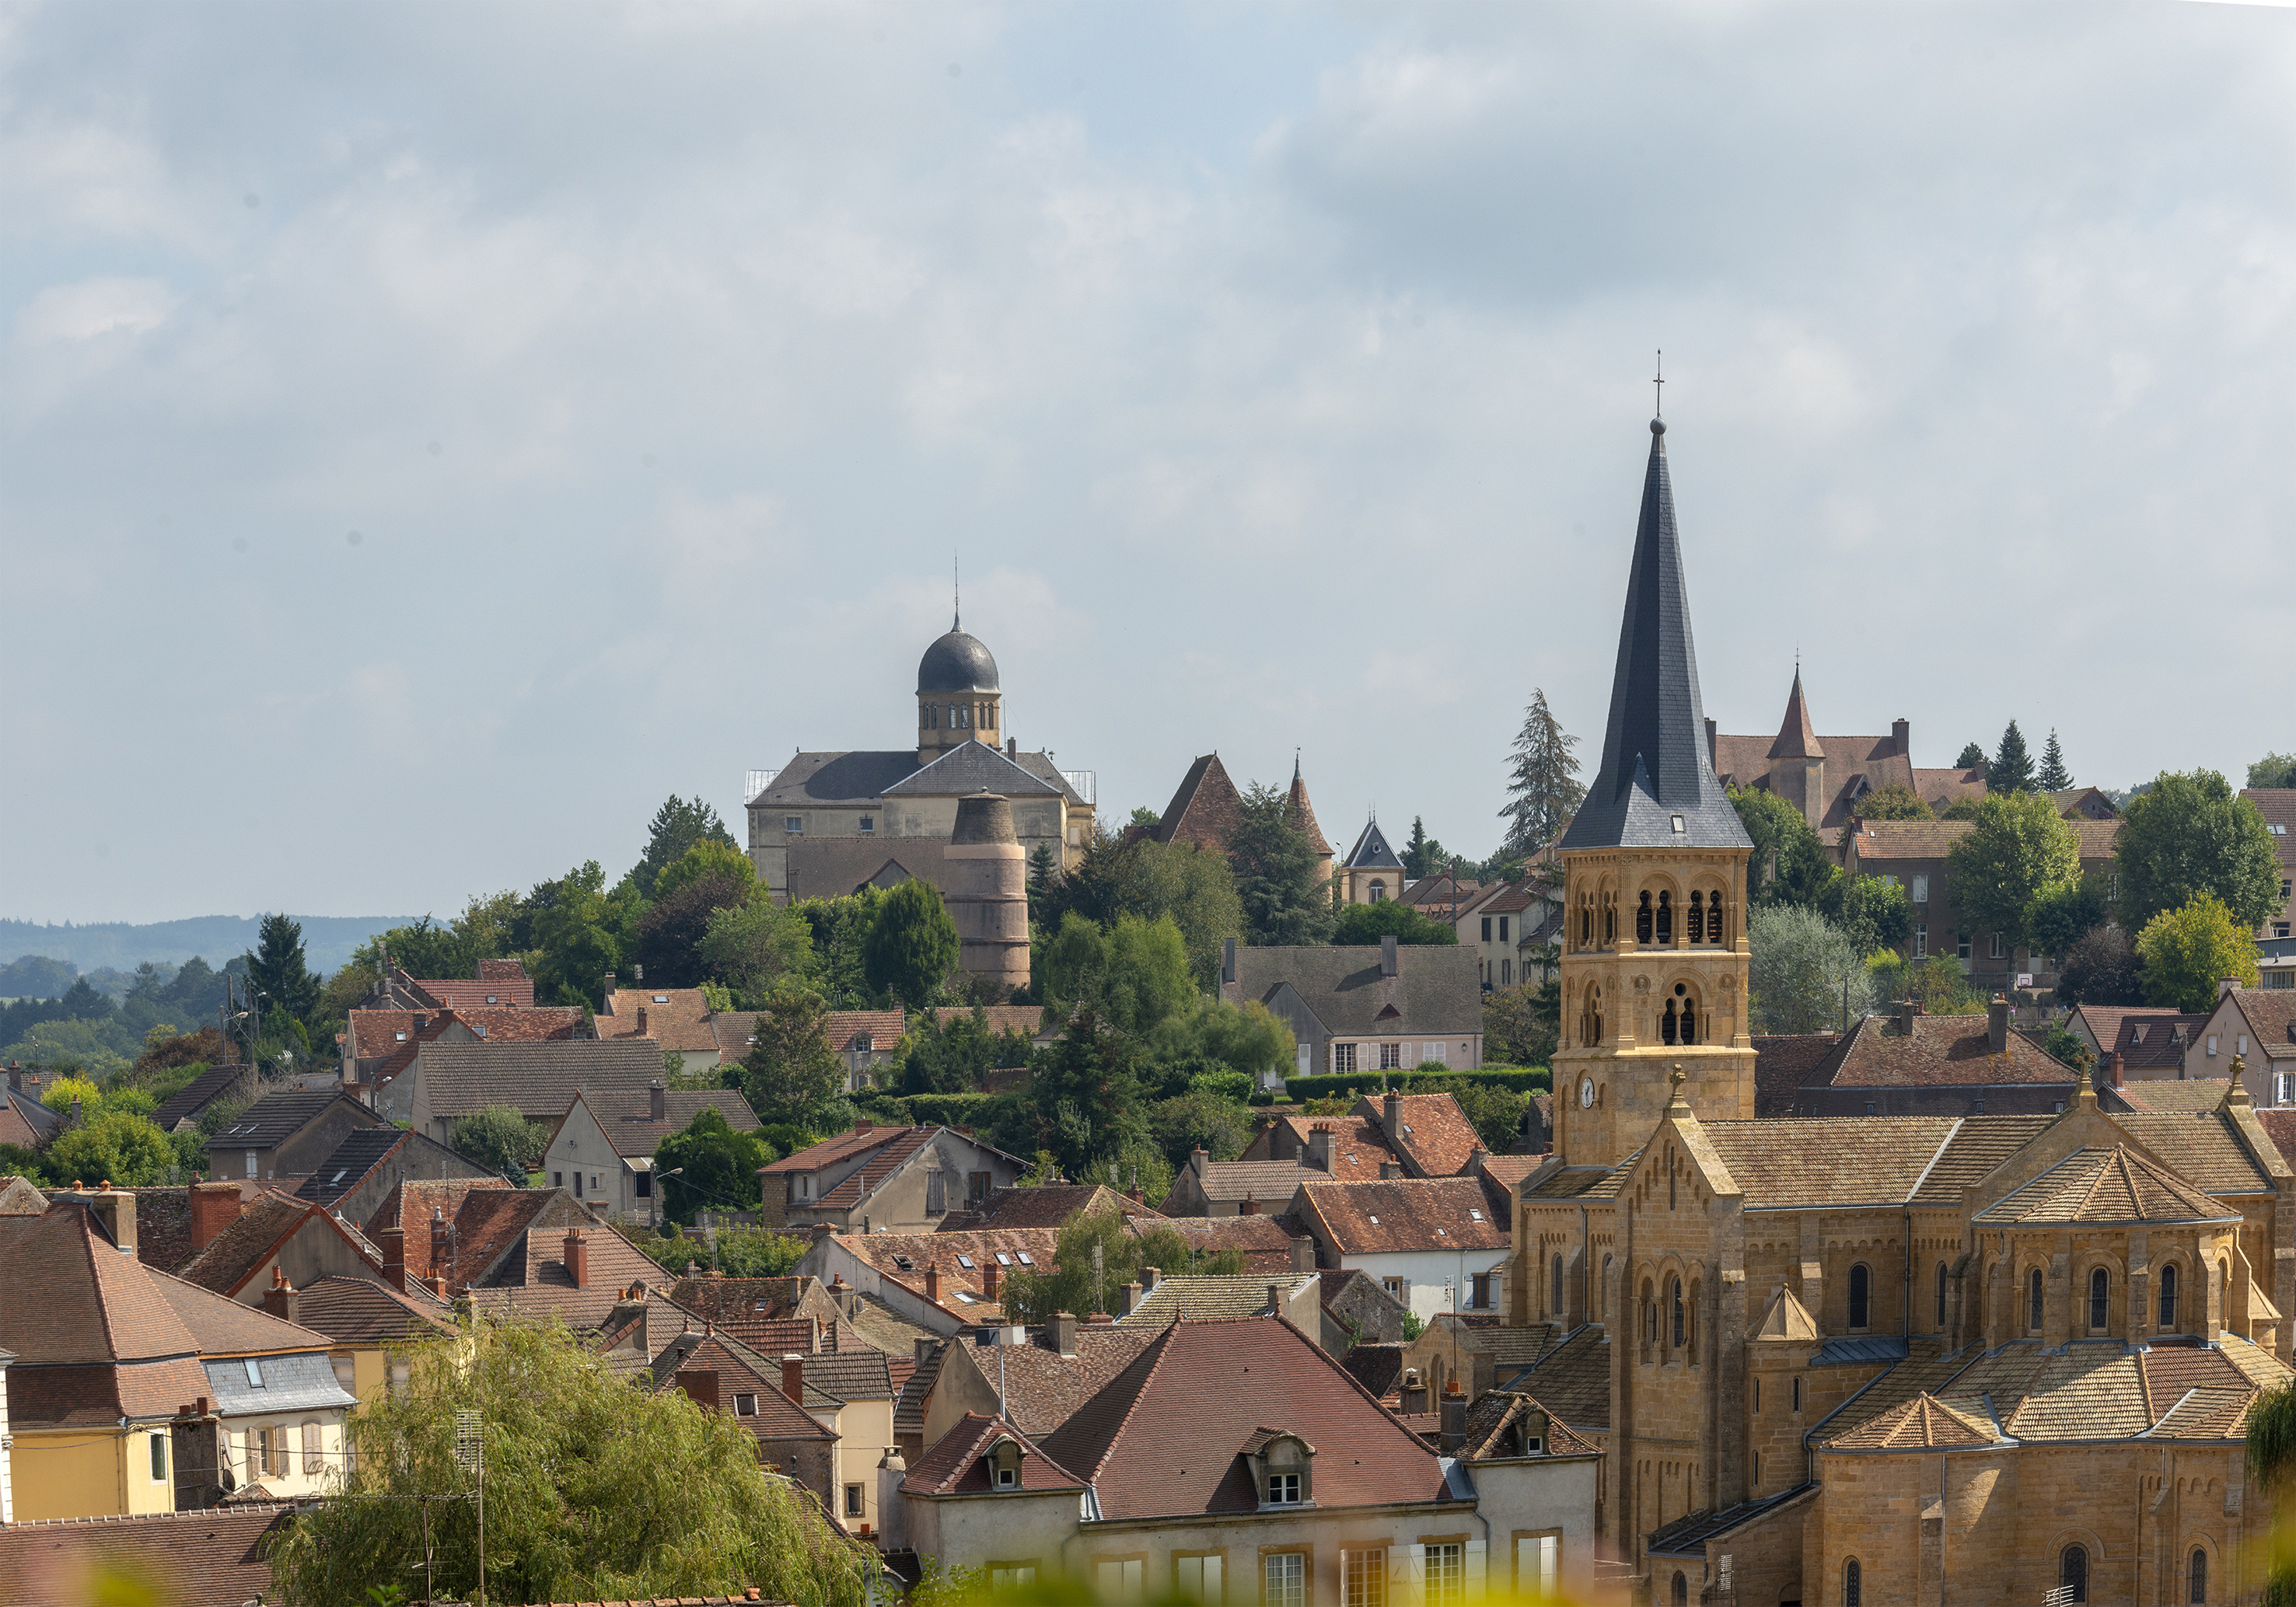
[1559,417,1751,851]
[1768,667,1822,760]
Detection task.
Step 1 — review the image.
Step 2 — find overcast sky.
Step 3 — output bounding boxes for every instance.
[3,2,2291,927]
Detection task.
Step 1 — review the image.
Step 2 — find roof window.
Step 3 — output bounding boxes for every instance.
[485,994,498,1004]
[1469,1209,1484,1221]
[1671,813,1687,833]
[1368,1214,1379,1224]
[1435,1226,1448,1236]
[995,1252,1013,1266]
[243,1359,265,1388]
[1016,1252,1036,1266]
[893,1255,915,1270]
[957,1254,976,1269]
[653,994,669,1004]
[954,1290,977,1304]
[395,1031,407,1042]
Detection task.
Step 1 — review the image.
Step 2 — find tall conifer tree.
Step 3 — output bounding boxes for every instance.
[2037,729,2072,792]
[1988,721,2037,795]
[1500,689,1586,855]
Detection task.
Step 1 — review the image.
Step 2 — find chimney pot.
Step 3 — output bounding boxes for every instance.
[261,1270,300,1327]
[564,1230,589,1288]
[781,1354,806,1406]
[982,1261,1001,1301]
[1239,1197,1258,1215]
[1987,994,2010,1057]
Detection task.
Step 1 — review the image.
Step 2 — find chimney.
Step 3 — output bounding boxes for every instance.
[1307,1128,1332,1172]
[1239,1197,1258,1215]
[1987,994,2009,1057]
[925,1264,942,1304]
[428,1273,448,1298]
[634,962,644,984]
[638,1006,649,1038]
[1053,1311,1078,1356]
[603,971,616,1004]
[1439,1380,1469,1454]
[1383,1089,1402,1137]
[781,1355,806,1406]
[1380,935,1399,977]
[1400,1368,1428,1414]
[1120,1280,1143,1315]
[75,1189,137,1256]
[981,1261,1001,1303]
[1891,718,1910,756]
[564,1231,590,1288]
[650,1079,667,1122]
[1705,715,1718,770]
[2110,1050,2127,1089]
[1380,1162,1403,1180]
[5,1061,19,1092]
[676,1368,720,1412]
[1466,1144,1490,1174]
[1290,1235,1316,1275]
[2222,977,2241,999]
[916,1337,938,1367]
[380,1226,407,1292]
[1267,1283,1284,1317]
[189,1179,243,1252]
[1191,1146,1209,1176]
[1222,938,1237,987]
[1140,1266,1160,1291]
[1007,736,1018,759]
[261,1266,300,1327]
[1899,999,1918,1036]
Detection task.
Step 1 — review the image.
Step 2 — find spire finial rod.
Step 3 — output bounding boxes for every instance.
[953,553,961,632]
[1654,350,1663,419]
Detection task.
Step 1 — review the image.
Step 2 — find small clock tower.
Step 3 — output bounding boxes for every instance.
[1549,414,1756,1169]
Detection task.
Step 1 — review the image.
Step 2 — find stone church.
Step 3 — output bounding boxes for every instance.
[1507,414,2291,1607]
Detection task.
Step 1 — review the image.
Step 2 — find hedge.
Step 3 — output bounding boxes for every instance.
[1283,1067,1551,1102]
[851,1091,1008,1130]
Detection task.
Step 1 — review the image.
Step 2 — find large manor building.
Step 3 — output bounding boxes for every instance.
[1505,414,2291,1607]
[746,612,1097,900]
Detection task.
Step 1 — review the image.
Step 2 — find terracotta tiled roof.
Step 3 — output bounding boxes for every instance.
[558,1087,760,1158]
[650,1330,835,1444]
[1975,1145,2237,1225]
[1825,1392,1998,1449]
[0,1502,295,1607]
[2230,990,2296,1056]
[345,1006,578,1064]
[465,1223,669,1329]
[1117,1273,1315,1325]
[1522,1163,1630,1201]
[1476,1156,1538,1212]
[760,1123,908,1176]
[952,1183,1138,1229]
[1040,1317,1452,1521]
[177,1192,338,1297]
[2153,1385,2258,1438]
[802,1347,895,1400]
[1700,1117,2042,1209]
[2114,1112,2277,1193]
[1753,1034,1840,1116]
[820,1010,907,1057]
[970,1326,1165,1435]
[1124,1211,1305,1275]
[2253,1109,2296,1172]
[1808,1015,2078,1090]
[0,1204,203,1370]
[411,974,536,1010]
[1369,1093,1483,1177]
[2105,1079,2232,1114]
[1511,1325,1610,1430]
[1425,1314,1561,1369]
[1288,767,1334,858]
[147,1263,344,1356]
[292,1273,455,1344]
[833,1228,1064,1316]
[1151,754,1244,854]
[815,1127,937,1210]
[903,1412,1088,1496]
[122,1184,197,1272]
[1461,1390,1602,1460]
[594,988,722,1053]
[1187,1158,1320,1205]
[1296,1177,1507,1254]
[2076,1007,2207,1072]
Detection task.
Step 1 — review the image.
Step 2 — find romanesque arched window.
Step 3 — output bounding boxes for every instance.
[1669,1276,1685,1348]
[1603,891,1616,946]
[1641,1279,1657,1347]
[1672,1572,1688,1607]
[1709,889,1727,945]
[1600,1255,1613,1322]
[1580,896,1594,948]
[1688,1279,1701,1362]
[2089,1267,2110,1330]
[1843,1559,1861,1607]
[1655,891,1673,945]
[1848,1264,1871,1329]
[2160,1263,2179,1329]
[2190,1547,2207,1605]
[2060,1546,2088,1603]
[1637,891,1654,945]
[2029,1268,2046,1332]
[1687,890,1705,945]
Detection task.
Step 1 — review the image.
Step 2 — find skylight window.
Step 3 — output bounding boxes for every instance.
[243,1359,265,1388]
[485,994,498,1004]
[957,1254,976,1269]
[394,1031,407,1041]
[1368,1215,1379,1224]
[1435,1227,1449,1236]
[954,1291,977,1304]
[1469,1209,1484,1221]
[995,1252,1013,1266]
[1016,1252,1035,1266]
[893,1255,915,1270]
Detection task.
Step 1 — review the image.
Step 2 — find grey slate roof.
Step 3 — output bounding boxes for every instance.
[201,1350,359,1417]
[1232,945,1481,1038]
[883,740,1060,798]
[154,1062,251,1131]
[753,745,1082,808]
[416,1039,668,1122]
[917,627,1000,693]
[1342,819,1404,871]
[785,837,956,902]
[210,1092,372,1151]
[292,1129,409,1207]
[1560,417,1752,853]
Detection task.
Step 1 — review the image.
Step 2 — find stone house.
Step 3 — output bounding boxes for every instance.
[1222,935,1484,1084]
[1290,1177,1511,1322]
[653,1329,838,1511]
[1334,818,1407,906]
[205,1092,384,1183]
[760,1123,1026,1235]
[795,1226,1064,1334]
[592,983,724,1078]
[540,1084,760,1223]
[369,1036,666,1145]
[1784,1001,2083,1118]
[2189,989,2296,1105]
[2245,788,2295,941]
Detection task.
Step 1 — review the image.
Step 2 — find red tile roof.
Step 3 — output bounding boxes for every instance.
[1151,754,1244,854]
[292,1273,455,1345]
[2077,1007,2207,1073]
[1366,1092,1483,1176]
[760,1124,904,1176]
[821,1010,906,1057]
[1125,1212,1306,1275]
[1296,1177,1508,1254]
[1811,1014,2078,1088]
[903,1413,1088,1496]
[1039,1317,1451,1520]
[412,974,536,1010]
[1242,1114,1398,1182]
[833,1228,1064,1318]
[0,1503,295,1607]
[815,1127,938,1210]
[346,1005,579,1064]
[595,988,722,1054]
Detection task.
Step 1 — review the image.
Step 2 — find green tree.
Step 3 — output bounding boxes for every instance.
[267,1319,868,1607]
[1729,786,1839,908]
[1038,914,1197,1038]
[241,914,321,1027]
[44,1109,178,1187]
[1955,742,1987,769]
[2037,729,2072,792]
[1850,785,1934,823]
[1017,1011,1151,1178]
[1826,875,1913,958]
[2057,925,2143,1008]
[1483,982,1558,1070]
[450,1105,548,1179]
[2028,879,2109,962]
[791,889,890,1010]
[1118,838,1245,990]
[1128,806,1162,830]
[1228,782,1333,946]
[631,795,739,898]
[653,838,757,903]
[655,1106,774,1223]
[1142,998,1295,1092]
[1749,905,1873,1034]
[998,1208,1243,1324]
[737,994,847,1130]
[900,1007,1037,1095]
[1330,900,1460,947]
[1413,1075,1533,1155]
[1988,721,2037,795]
[2250,753,2296,790]
[1941,798,1984,821]
[863,878,962,1007]
[2136,892,2261,1012]
[1501,688,1587,855]
[2247,1380,2296,1607]
[637,873,753,988]
[1026,844,1059,904]
[526,861,642,1008]
[2115,771,2283,933]
[2039,1021,2094,1072]
[1946,791,2081,953]
[698,898,815,1007]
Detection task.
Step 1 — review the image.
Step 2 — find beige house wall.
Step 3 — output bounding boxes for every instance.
[543,1102,650,1220]
[749,791,1093,899]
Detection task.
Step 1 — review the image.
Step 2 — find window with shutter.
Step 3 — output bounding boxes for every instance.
[303,1420,323,1474]
[1341,1549,1387,1607]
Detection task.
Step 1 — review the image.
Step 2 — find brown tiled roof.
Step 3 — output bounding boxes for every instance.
[1372,1093,1484,1177]
[1401,874,1480,910]
[557,1087,760,1158]
[802,1347,896,1400]
[1505,1323,1610,1430]
[152,1061,250,1130]
[1974,1146,2236,1225]
[2231,990,2296,1055]
[784,835,962,903]
[0,1502,295,1607]
[833,1228,1064,1317]
[147,1264,344,1356]
[1117,1273,1314,1325]
[362,1177,515,1280]
[345,1005,579,1063]
[465,1224,669,1329]
[1151,754,1244,854]
[1461,1390,1602,1460]
[894,1339,949,1434]
[1824,1392,1998,1449]
[1476,1154,1537,1196]
[206,1091,372,1152]
[0,1204,203,1366]
[2105,1079,2233,1114]
[1702,1117,2007,1208]
[1297,1178,1508,1254]
[1909,1117,2057,1204]
[0,1089,51,1150]
[2152,1386,2258,1438]
[595,987,722,1053]
[650,1329,835,1441]
[2115,1112,2277,1193]
[1522,1164,1630,1201]
[1228,945,1480,1039]
[1125,1212,1305,1275]
[820,1010,907,1057]
[177,1191,330,1297]
[1041,1317,1450,1520]
[904,1412,1089,1496]
[2076,1008,2207,1072]
[1426,1314,1561,1369]
[125,1184,198,1272]
[1810,1015,2078,1090]
[666,1275,820,1327]
[2254,1109,2296,1172]
[1242,1114,1398,1181]
[1344,1343,1404,1398]
[1288,767,1334,858]
[760,1123,908,1176]
[413,974,536,1010]
[414,1039,670,1123]
[0,1174,48,1213]
[1187,1158,1320,1205]
[816,1127,937,1209]
[954,1183,1137,1230]
[292,1274,455,1345]
[1753,1034,1840,1116]
[965,1326,1162,1436]
[1749,1285,1819,1342]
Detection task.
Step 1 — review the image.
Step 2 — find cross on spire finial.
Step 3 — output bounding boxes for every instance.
[1654,350,1664,419]
[953,553,961,631]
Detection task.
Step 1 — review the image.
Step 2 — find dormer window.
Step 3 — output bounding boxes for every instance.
[485,994,498,1004]
[1249,1430,1315,1509]
[1268,1473,1301,1504]
[985,1437,1027,1491]
[734,1393,757,1417]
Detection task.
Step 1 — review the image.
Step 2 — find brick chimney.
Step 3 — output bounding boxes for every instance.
[650,1079,667,1122]
[637,1005,649,1038]
[189,1179,243,1252]
[430,1207,451,1286]
[676,1368,719,1412]
[261,1266,300,1326]
[379,1225,407,1292]
[1987,995,2010,1057]
[981,1261,1001,1303]
[1899,999,1919,1036]
[1239,1197,1258,1215]
[1053,1311,1078,1357]
[781,1355,806,1406]
[1380,935,1399,978]
[2109,1050,2127,1089]
[1120,1280,1142,1315]
[564,1230,589,1289]
[925,1264,942,1304]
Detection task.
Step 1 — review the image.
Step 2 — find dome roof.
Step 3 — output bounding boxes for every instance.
[917,629,1000,693]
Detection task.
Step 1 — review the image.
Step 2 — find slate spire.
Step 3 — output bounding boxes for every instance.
[1559,417,1751,851]
[1768,666,1822,760]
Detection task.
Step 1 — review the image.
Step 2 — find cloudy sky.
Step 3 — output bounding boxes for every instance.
[3,1,2291,925]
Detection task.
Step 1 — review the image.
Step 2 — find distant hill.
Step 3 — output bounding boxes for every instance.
[0,915,419,978]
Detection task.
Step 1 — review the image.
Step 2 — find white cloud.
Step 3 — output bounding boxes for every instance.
[15,275,179,343]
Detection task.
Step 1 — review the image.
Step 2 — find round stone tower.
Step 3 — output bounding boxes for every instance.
[945,791,1029,998]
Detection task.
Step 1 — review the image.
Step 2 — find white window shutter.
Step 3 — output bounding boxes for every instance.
[1464,1541,1487,1597]
[1204,1555,1222,1602]
[1393,1546,1423,1604]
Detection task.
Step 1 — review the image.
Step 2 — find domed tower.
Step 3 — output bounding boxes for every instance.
[1550,414,1756,1169]
[917,614,1001,766]
[945,792,1030,997]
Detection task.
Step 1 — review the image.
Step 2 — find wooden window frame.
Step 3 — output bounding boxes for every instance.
[1511,1530,1562,1597]
[1259,1546,1312,1607]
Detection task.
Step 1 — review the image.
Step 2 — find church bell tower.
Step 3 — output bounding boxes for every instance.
[1550,414,1756,1169]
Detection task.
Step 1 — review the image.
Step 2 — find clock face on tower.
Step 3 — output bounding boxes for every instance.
[1579,1076,1595,1108]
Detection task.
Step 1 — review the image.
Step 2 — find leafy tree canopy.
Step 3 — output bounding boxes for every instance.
[698,897,815,1009]
[1330,900,1459,947]
[1228,781,1332,946]
[2056,924,2143,1008]
[1988,721,2037,795]
[450,1104,549,1179]
[998,1207,1244,1325]
[631,795,738,898]
[1728,786,1839,909]
[1945,791,2081,951]
[1035,829,1242,990]
[44,1109,178,1188]
[1749,904,1873,1034]
[1401,816,1456,882]
[2028,879,2109,962]
[737,992,849,1131]
[1141,997,1295,1093]
[654,838,757,903]
[791,889,891,1011]
[1483,980,1558,1071]
[862,878,961,1008]
[1039,914,1197,1039]
[1006,1011,1151,1179]
[266,1319,868,1607]
[1851,785,1934,823]
[2115,770,2283,933]
[637,873,753,989]
[2136,892,2259,1013]
[1941,798,1984,821]
[2250,753,2296,790]
[900,1006,1037,1095]
[656,1106,774,1222]
[242,913,321,1026]
[1825,875,1913,959]
[1955,742,1987,769]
